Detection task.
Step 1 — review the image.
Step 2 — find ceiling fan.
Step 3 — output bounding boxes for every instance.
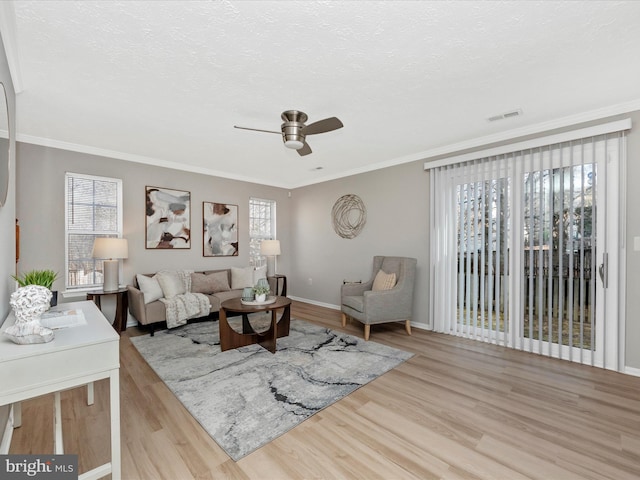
[234,110,343,156]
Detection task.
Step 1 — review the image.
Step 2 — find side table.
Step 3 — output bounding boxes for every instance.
[271,274,287,297]
[86,287,129,334]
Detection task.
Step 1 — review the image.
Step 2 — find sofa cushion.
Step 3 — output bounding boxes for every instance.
[136,274,164,304]
[231,266,255,289]
[205,294,222,312]
[214,289,243,302]
[372,270,397,291]
[156,271,186,298]
[191,271,230,294]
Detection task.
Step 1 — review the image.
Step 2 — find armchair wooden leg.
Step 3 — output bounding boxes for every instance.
[364,324,370,341]
[405,320,412,336]
[341,312,347,327]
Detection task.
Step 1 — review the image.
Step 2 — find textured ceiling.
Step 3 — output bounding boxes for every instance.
[3,0,640,188]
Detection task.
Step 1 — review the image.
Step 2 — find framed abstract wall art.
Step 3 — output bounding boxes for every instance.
[145,186,191,249]
[203,202,238,256]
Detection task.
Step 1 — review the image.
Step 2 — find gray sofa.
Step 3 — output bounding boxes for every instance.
[127,268,274,335]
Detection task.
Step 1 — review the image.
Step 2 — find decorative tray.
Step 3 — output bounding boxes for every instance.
[241,296,277,306]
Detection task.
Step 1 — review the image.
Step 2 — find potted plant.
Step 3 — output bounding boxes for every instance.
[252,284,271,303]
[12,269,59,306]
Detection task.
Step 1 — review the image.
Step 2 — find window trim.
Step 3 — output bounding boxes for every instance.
[249,197,277,266]
[424,118,631,171]
[64,172,123,291]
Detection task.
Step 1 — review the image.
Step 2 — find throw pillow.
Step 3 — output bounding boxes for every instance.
[372,270,397,291]
[231,266,254,289]
[136,274,164,304]
[156,271,186,298]
[191,271,231,294]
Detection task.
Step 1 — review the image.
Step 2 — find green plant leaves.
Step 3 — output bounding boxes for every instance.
[11,269,59,289]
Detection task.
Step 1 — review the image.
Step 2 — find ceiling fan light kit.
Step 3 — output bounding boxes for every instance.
[284,138,305,150]
[235,110,343,156]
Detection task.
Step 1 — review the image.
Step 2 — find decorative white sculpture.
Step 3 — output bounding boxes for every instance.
[5,285,55,344]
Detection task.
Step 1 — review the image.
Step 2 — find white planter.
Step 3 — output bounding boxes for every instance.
[255,293,267,302]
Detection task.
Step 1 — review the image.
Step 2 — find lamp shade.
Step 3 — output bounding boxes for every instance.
[260,239,281,256]
[92,238,129,259]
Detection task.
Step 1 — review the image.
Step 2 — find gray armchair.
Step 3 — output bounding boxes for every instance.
[341,256,417,340]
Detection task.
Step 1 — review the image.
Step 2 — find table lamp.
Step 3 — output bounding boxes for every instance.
[92,238,128,292]
[260,239,281,277]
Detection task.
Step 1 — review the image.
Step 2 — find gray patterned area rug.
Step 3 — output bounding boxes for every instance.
[130,316,413,461]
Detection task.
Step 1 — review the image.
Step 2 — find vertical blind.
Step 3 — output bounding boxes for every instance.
[428,121,628,369]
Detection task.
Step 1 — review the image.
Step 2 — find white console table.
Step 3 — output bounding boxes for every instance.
[0,300,120,480]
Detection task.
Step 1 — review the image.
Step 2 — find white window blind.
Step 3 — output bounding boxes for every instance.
[65,172,123,289]
[428,121,627,369]
[249,197,276,266]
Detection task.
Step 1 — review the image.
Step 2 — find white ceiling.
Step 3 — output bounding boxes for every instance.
[2,0,640,188]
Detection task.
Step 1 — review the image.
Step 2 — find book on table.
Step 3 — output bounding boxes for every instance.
[40,309,87,329]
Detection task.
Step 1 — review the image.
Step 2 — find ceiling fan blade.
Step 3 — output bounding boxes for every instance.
[234,125,281,135]
[302,117,343,135]
[297,142,312,156]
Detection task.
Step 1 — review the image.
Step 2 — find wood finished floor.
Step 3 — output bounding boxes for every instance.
[9,300,640,479]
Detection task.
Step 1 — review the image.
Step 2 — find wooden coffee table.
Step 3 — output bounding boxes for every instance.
[219,296,291,353]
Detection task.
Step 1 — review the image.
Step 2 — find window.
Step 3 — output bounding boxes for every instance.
[249,197,276,266]
[65,172,123,289]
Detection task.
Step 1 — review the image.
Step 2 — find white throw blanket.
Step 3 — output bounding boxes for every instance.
[160,292,210,329]
[157,270,210,329]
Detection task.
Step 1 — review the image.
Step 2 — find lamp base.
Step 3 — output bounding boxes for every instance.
[266,257,277,278]
[103,259,119,292]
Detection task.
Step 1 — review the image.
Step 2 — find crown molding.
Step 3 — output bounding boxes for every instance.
[15,133,291,189]
[295,98,640,187]
[15,98,640,190]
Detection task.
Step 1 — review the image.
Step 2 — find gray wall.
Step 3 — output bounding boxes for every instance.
[15,144,292,310]
[290,161,430,327]
[0,33,16,449]
[0,38,16,324]
[623,111,640,370]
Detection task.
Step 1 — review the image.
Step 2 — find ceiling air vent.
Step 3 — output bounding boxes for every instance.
[487,109,523,122]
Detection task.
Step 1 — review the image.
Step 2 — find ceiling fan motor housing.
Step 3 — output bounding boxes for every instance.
[281,110,307,149]
[281,122,306,149]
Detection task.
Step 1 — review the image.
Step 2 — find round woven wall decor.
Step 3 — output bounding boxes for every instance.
[331,194,366,239]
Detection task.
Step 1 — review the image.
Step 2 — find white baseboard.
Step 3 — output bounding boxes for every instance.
[411,321,430,331]
[288,296,431,331]
[288,295,340,311]
[624,366,640,377]
[126,314,138,329]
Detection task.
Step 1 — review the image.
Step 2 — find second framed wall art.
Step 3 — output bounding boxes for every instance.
[203,202,238,256]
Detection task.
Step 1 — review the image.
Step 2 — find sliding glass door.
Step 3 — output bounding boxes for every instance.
[430,131,624,369]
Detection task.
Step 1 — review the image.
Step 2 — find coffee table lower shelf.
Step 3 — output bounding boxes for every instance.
[219,296,291,353]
